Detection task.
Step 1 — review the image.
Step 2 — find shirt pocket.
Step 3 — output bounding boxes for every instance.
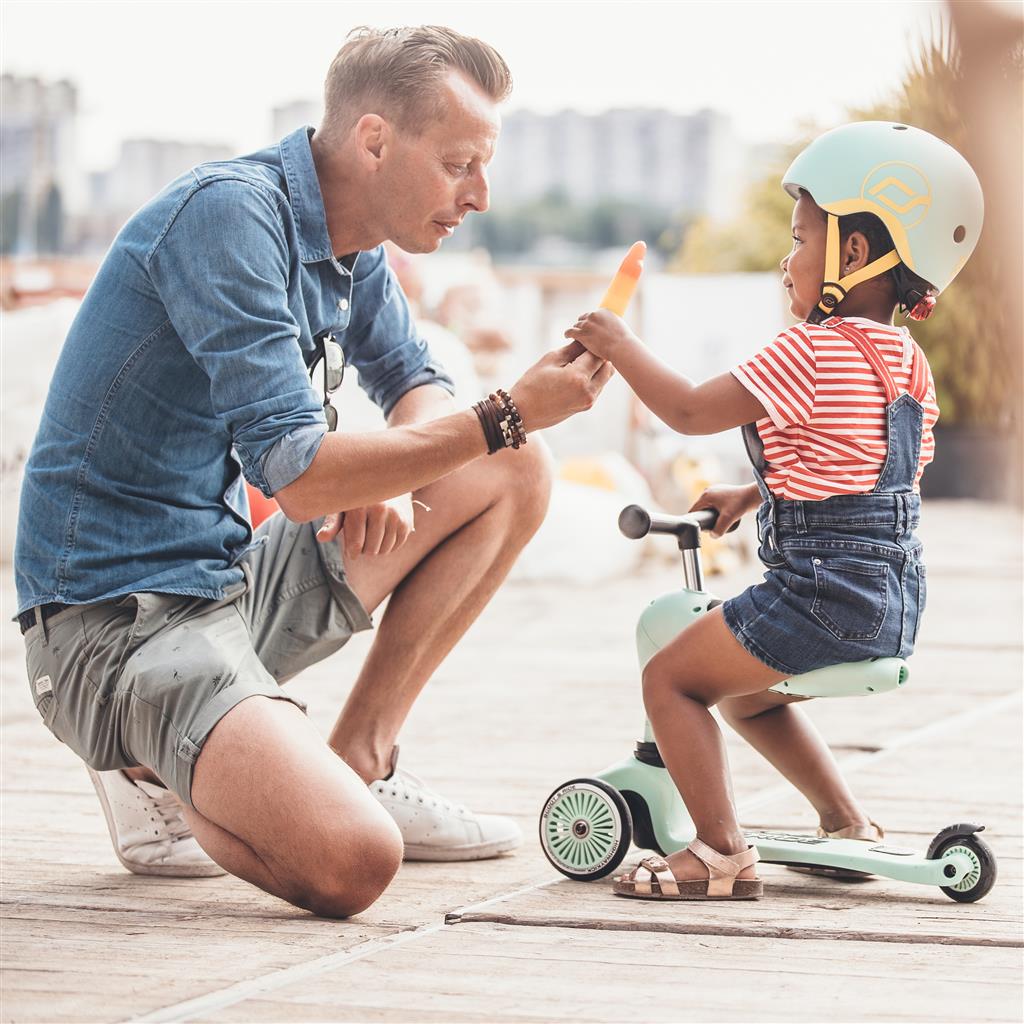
[811,556,890,641]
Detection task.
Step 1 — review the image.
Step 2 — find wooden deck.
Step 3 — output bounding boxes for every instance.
[2,500,1021,1022]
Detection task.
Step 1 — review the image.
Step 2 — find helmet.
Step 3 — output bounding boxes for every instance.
[782,121,984,319]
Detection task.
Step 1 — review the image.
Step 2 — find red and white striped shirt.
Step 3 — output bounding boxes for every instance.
[731,317,939,500]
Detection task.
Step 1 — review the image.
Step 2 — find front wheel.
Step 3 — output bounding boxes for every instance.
[929,832,997,903]
[539,778,632,881]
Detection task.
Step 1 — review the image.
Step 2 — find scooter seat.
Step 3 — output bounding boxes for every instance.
[769,658,909,698]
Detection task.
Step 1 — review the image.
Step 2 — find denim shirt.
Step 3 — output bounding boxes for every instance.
[15,126,454,614]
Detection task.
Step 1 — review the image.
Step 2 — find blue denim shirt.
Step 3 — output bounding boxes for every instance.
[15,127,454,614]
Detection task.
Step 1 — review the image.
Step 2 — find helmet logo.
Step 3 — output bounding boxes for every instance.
[862,162,932,228]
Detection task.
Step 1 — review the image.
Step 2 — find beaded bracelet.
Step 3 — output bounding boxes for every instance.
[472,389,528,455]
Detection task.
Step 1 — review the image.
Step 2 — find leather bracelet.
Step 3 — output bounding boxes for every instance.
[473,389,527,454]
[473,398,504,454]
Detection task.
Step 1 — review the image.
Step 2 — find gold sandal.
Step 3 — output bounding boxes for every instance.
[612,839,762,900]
[788,820,884,880]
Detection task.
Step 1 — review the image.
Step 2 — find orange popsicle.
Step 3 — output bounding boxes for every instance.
[599,240,646,316]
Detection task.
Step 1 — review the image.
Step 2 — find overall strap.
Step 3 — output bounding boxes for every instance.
[823,317,898,403]
[823,317,927,404]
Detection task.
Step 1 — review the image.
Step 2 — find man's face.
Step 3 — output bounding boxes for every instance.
[379,71,500,254]
[780,192,827,320]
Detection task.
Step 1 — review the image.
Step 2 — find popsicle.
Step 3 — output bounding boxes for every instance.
[599,240,646,316]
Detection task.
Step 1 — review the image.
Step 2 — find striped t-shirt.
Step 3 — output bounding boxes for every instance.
[731,317,939,500]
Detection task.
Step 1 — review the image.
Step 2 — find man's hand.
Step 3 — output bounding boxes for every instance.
[316,493,419,557]
[564,308,639,363]
[689,483,762,538]
[509,341,614,433]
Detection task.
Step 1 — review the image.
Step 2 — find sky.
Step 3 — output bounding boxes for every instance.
[3,0,948,172]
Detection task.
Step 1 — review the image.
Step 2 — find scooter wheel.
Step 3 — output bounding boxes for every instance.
[539,778,632,881]
[930,833,997,903]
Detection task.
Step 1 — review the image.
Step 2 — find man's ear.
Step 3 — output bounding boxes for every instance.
[842,230,871,273]
[354,114,389,167]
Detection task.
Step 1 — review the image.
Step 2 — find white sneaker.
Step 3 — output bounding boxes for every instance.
[370,749,521,862]
[86,768,227,877]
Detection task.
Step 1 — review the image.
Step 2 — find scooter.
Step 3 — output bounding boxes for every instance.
[538,504,997,903]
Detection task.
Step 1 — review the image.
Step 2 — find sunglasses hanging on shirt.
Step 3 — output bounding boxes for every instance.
[310,332,345,431]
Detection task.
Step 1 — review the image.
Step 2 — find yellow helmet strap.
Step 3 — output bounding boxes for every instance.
[816,214,903,316]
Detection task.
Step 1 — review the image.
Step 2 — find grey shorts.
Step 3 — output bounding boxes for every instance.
[23,514,372,808]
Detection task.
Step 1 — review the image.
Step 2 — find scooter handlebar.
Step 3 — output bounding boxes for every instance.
[618,504,740,541]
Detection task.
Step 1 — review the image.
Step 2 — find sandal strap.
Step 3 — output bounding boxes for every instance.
[687,839,760,897]
[818,820,885,841]
[634,855,679,897]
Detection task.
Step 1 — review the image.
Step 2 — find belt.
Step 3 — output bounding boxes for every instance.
[18,602,70,635]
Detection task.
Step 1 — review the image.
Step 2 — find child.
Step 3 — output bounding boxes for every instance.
[565,122,984,900]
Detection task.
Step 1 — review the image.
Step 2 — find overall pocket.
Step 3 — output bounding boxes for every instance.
[811,556,890,641]
[913,563,928,643]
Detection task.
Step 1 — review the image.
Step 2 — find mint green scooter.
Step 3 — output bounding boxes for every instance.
[539,505,996,902]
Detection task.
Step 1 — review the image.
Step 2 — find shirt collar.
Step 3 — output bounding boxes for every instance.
[279,126,336,265]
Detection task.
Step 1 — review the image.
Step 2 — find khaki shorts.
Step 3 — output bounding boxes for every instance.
[23,514,372,808]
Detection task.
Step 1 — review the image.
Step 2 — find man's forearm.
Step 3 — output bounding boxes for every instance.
[386,384,458,428]
[275,408,486,522]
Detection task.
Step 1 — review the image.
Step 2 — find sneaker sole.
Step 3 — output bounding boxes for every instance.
[86,768,227,878]
[402,836,521,862]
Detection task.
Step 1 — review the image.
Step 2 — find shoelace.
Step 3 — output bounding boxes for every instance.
[138,782,194,841]
[387,768,469,816]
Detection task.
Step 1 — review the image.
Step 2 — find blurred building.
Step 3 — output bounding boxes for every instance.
[82,137,233,252]
[1,73,84,255]
[272,99,321,140]
[488,107,746,220]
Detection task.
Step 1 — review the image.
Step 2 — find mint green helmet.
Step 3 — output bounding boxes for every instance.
[782,121,984,317]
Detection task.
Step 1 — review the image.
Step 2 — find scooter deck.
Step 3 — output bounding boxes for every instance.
[597,757,976,888]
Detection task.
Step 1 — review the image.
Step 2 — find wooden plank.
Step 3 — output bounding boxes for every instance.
[188,923,1024,1023]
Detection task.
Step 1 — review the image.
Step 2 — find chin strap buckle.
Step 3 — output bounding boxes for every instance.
[908,294,937,320]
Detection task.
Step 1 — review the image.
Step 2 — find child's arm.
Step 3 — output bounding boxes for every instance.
[565,309,766,435]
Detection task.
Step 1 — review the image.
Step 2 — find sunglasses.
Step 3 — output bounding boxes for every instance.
[311,332,345,431]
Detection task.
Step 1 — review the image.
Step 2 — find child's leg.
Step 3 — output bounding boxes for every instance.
[718,693,874,833]
[640,607,788,882]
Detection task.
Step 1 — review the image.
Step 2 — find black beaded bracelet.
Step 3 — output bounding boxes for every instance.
[473,389,527,455]
[494,389,527,448]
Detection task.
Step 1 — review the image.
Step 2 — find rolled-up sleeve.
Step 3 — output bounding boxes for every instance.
[148,178,326,496]
[345,246,455,418]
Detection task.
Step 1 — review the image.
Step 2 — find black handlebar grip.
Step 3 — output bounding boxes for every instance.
[618,504,741,540]
[617,504,652,539]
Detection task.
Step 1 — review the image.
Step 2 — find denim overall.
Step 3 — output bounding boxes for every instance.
[721,318,929,677]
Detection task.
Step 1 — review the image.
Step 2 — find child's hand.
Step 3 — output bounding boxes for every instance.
[564,309,639,362]
[689,483,761,537]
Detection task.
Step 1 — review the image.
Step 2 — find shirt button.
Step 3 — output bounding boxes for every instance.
[337,298,349,312]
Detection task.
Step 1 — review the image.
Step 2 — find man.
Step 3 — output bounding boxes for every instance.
[15,26,612,917]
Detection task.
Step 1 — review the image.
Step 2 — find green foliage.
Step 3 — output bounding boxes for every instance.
[467,190,685,261]
[855,22,1022,427]
[672,162,800,273]
[675,19,1023,427]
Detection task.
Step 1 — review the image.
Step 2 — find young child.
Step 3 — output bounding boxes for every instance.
[565,122,984,900]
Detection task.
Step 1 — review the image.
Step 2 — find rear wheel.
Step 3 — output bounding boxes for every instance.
[930,833,997,903]
[539,778,632,881]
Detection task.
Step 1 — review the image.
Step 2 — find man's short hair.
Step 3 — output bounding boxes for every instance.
[322,25,512,139]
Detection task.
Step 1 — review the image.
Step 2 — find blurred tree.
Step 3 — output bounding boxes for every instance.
[674,16,1023,429]
[673,145,804,273]
[36,183,64,255]
[467,192,680,260]
[853,19,1022,427]
[1,191,23,255]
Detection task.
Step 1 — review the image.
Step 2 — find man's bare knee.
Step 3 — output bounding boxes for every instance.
[495,435,553,532]
[293,817,403,918]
